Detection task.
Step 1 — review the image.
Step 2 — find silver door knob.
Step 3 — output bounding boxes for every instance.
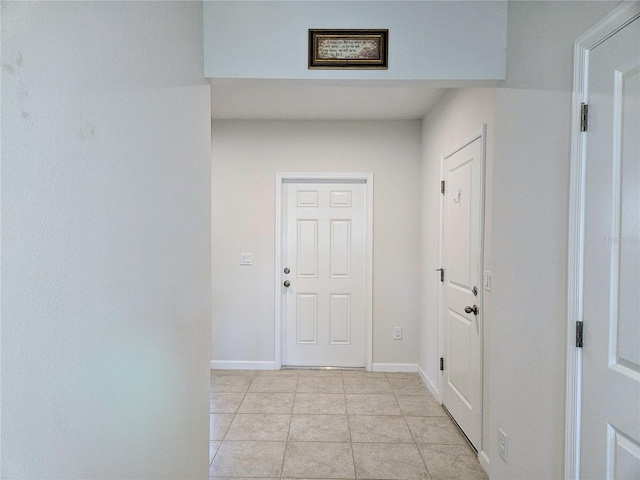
[284,280,291,287]
[465,305,479,315]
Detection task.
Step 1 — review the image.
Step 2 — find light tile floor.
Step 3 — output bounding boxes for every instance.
[210,369,488,480]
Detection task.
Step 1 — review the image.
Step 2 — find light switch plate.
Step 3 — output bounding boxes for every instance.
[484,270,492,291]
[240,253,252,265]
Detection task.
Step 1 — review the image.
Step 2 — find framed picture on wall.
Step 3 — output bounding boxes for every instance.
[308,29,388,69]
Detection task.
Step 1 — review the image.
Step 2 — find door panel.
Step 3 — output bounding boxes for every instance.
[297,294,318,344]
[581,16,640,480]
[330,294,351,344]
[330,220,351,277]
[297,220,318,277]
[283,182,366,367]
[442,134,484,450]
[448,310,472,407]
[447,159,474,289]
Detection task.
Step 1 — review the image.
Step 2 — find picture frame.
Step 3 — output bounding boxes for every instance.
[308,29,388,69]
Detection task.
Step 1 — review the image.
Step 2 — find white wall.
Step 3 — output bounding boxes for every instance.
[489,2,621,479]
[211,120,422,368]
[419,87,495,461]
[1,2,211,478]
[204,1,507,81]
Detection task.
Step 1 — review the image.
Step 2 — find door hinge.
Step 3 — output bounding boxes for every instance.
[580,103,589,132]
[576,321,584,348]
[436,268,444,282]
[440,357,444,371]
[441,180,445,195]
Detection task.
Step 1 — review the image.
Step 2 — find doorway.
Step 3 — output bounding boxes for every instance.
[566,3,640,478]
[439,127,486,451]
[274,173,374,370]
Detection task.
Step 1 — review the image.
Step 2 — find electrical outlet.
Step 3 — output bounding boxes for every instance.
[498,428,508,463]
[240,253,252,265]
[393,327,402,340]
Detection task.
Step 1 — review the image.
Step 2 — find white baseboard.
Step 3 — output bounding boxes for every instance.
[479,450,490,475]
[211,360,275,371]
[371,363,418,373]
[418,364,440,399]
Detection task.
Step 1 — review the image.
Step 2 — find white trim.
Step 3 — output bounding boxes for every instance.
[274,173,374,371]
[372,363,417,373]
[418,363,440,399]
[439,125,487,454]
[211,360,275,371]
[438,150,445,401]
[479,450,490,476]
[565,3,640,479]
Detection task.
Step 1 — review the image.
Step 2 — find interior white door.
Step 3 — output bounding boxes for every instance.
[580,15,640,480]
[283,181,366,367]
[441,134,484,450]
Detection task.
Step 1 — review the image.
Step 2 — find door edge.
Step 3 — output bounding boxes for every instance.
[565,3,640,479]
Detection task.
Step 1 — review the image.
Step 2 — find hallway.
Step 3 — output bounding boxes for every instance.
[210,369,487,479]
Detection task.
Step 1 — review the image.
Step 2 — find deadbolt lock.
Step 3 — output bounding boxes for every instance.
[284,268,290,274]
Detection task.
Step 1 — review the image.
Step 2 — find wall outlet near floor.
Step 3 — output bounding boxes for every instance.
[393,327,402,340]
[498,428,508,463]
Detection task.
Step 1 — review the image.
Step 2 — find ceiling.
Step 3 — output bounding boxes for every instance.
[209,79,457,120]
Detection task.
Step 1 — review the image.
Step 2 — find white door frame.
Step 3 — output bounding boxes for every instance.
[274,173,374,370]
[438,125,486,451]
[565,3,640,479]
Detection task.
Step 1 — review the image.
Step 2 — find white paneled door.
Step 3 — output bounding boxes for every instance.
[282,181,367,367]
[581,15,640,479]
[441,132,484,450]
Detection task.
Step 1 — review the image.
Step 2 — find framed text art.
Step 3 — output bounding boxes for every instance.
[308,29,388,69]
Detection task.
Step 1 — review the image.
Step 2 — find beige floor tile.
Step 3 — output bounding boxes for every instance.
[210,375,253,393]
[388,378,430,395]
[225,413,291,441]
[237,392,295,414]
[345,394,401,415]
[386,372,420,379]
[249,376,298,393]
[255,369,300,376]
[419,444,487,480]
[296,376,344,393]
[342,370,387,378]
[209,441,286,478]
[348,415,414,443]
[296,369,345,377]
[210,392,244,414]
[210,413,234,441]
[352,443,430,479]
[211,478,278,480]
[209,441,220,466]
[396,395,446,417]
[405,417,467,445]
[343,377,392,394]
[293,393,347,414]
[289,414,350,442]
[211,369,256,376]
[282,442,355,479]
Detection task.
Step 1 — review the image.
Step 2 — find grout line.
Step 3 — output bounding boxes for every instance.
[210,371,483,479]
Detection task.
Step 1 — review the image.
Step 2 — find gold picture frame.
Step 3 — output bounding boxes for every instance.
[308,29,388,69]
